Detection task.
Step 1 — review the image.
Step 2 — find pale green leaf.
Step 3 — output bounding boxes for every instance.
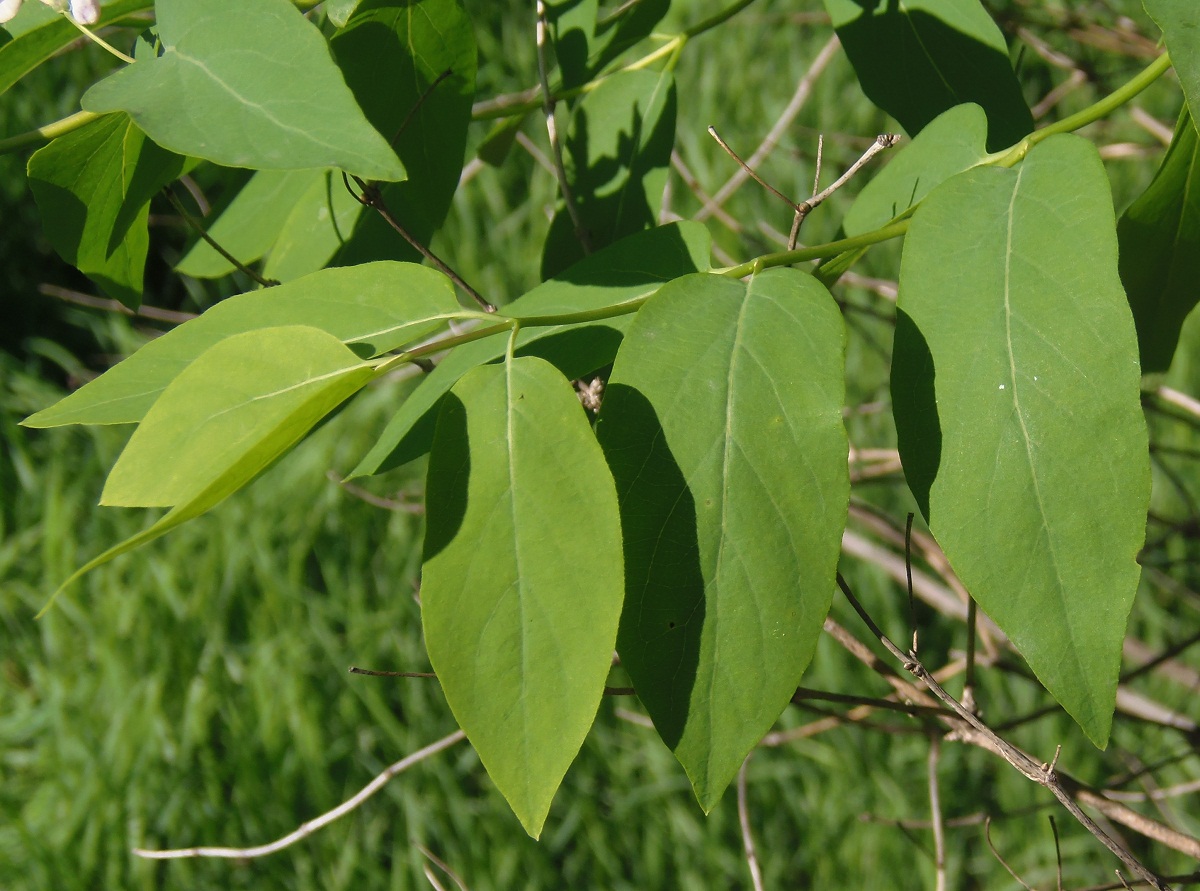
[350,221,712,478]
[422,356,624,838]
[824,0,1032,150]
[42,326,374,611]
[81,0,405,180]
[892,134,1151,746]
[262,169,364,282]
[102,326,373,507]
[844,103,990,237]
[595,269,849,810]
[1119,108,1200,374]
[23,262,456,428]
[28,113,184,308]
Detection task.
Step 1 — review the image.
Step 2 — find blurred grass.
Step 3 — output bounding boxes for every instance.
[3,0,1199,888]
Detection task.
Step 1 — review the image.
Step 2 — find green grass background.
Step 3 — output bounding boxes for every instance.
[3,1,1200,888]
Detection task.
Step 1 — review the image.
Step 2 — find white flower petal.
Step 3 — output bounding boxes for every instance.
[0,0,23,25]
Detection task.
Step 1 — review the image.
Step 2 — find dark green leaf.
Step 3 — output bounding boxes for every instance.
[1119,108,1200,374]
[589,0,669,76]
[28,113,184,309]
[23,262,457,428]
[541,68,676,278]
[81,0,405,180]
[546,0,597,90]
[422,357,624,838]
[892,134,1150,746]
[329,0,476,266]
[596,269,849,810]
[843,103,990,237]
[1144,1,1200,123]
[350,220,711,477]
[824,0,1032,151]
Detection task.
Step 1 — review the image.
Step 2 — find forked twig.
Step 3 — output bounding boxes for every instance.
[835,573,1173,890]
[132,730,466,860]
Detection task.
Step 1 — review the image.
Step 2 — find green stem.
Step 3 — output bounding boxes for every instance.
[992,51,1172,167]
[715,220,910,278]
[64,13,135,64]
[681,0,759,39]
[0,110,101,155]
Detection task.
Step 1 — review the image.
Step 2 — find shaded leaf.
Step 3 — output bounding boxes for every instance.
[595,269,849,810]
[589,0,669,77]
[262,170,364,282]
[1119,110,1200,375]
[81,0,404,180]
[824,0,1032,151]
[892,134,1150,746]
[422,356,624,838]
[1144,0,1200,123]
[541,68,676,279]
[330,0,476,266]
[176,169,316,278]
[546,0,597,90]
[28,113,184,309]
[844,103,990,237]
[23,262,456,427]
[0,0,150,95]
[44,326,374,608]
[350,220,711,477]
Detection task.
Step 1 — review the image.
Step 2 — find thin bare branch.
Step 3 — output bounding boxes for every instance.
[929,734,947,891]
[163,185,279,288]
[38,284,196,325]
[416,842,471,891]
[132,730,467,860]
[536,0,591,253]
[737,756,766,891]
[699,35,841,219]
[836,574,1175,890]
[986,817,1037,891]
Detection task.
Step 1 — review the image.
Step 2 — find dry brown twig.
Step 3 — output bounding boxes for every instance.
[737,755,766,891]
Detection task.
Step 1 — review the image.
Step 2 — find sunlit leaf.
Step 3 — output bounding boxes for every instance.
[596,268,849,810]
[81,0,405,180]
[422,356,624,838]
[23,263,456,428]
[892,134,1150,746]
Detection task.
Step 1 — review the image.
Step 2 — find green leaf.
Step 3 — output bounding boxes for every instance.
[589,0,669,77]
[541,68,676,279]
[1119,108,1200,375]
[23,262,456,428]
[824,0,1032,151]
[0,0,150,96]
[892,134,1150,746]
[262,170,364,282]
[546,0,597,90]
[1144,1,1200,123]
[843,103,990,237]
[595,269,849,810]
[350,220,712,477]
[81,0,405,180]
[326,0,362,27]
[329,0,476,266]
[28,113,184,309]
[422,356,624,838]
[43,326,374,610]
[176,169,315,278]
[102,326,373,507]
